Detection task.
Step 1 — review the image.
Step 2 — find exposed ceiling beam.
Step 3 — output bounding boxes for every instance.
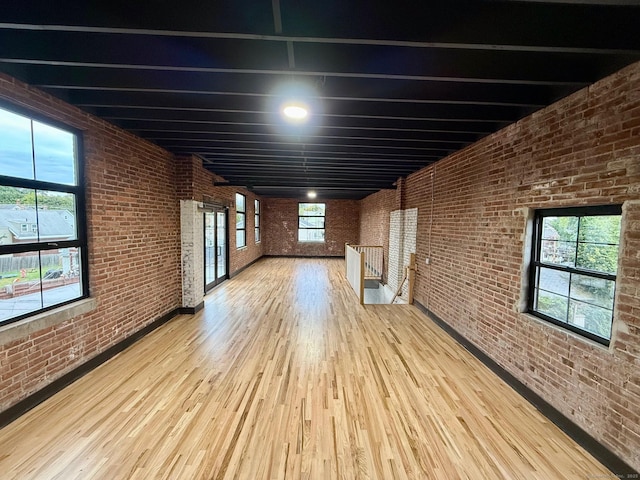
[130,127,485,140]
[0,58,587,86]
[1,23,638,55]
[33,84,550,108]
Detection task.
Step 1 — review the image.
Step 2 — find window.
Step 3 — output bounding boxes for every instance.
[0,102,87,326]
[254,199,260,243]
[528,205,621,345]
[235,193,246,248]
[298,203,325,242]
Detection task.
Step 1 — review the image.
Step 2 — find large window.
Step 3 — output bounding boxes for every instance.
[528,205,621,345]
[0,102,87,326]
[235,193,246,248]
[254,199,260,243]
[298,203,325,242]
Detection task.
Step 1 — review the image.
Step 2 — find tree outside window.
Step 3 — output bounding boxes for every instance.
[528,205,621,345]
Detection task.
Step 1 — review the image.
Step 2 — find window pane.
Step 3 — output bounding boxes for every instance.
[570,273,615,310]
[0,252,42,321]
[255,214,260,228]
[299,203,325,216]
[0,189,76,243]
[578,215,621,244]
[298,229,325,242]
[0,107,34,180]
[254,199,259,213]
[236,230,245,248]
[0,188,36,243]
[32,120,77,185]
[535,289,568,322]
[236,213,245,229]
[0,105,86,326]
[255,228,260,243]
[538,267,569,296]
[235,193,245,212]
[541,239,576,266]
[42,247,83,307]
[36,190,77,241]
[531,207,620,345]
[576,243,619,274]
[299,216,325,229]
[568,299,612,340]
[542,216,578,242]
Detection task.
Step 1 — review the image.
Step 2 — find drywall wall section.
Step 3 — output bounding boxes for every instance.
[400,61,640,470]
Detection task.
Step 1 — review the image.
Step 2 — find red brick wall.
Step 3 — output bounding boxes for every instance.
[393,62,640,469]
[359,189,396,282]
[263,198,360,256]
[175,155,263,275]
[0,73,182,411]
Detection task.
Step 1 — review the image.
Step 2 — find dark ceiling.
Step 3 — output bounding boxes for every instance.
[1,1,639,200]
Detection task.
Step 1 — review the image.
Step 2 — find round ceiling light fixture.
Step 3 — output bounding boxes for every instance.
[281,102,309,122]
[307,190,317,199]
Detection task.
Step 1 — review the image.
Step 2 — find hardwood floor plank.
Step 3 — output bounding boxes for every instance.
[0,258,614,479]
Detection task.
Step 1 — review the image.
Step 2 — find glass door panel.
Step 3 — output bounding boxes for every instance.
[204,209,228,292]
[204,212,216,288]
[216,211,227,280]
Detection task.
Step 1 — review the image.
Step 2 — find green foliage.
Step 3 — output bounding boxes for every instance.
[0,268,42,288]
[0,186,25,205]
[583,307,612,339]
[0,186,73,211]
[546,215,620,274]
[537,292,612,339]
[546,216,578,242]
[537,293,567,321]
[576,216,620,274]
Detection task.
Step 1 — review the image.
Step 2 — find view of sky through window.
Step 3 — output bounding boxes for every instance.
[0,107,77,185]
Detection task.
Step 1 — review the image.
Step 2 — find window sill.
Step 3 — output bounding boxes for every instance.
[520,311,612,352]
[0,297,97,346]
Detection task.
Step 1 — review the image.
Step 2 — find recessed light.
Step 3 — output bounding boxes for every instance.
[307,190,317,199]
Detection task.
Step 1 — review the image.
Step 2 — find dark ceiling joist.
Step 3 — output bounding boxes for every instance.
[2,2,638,200]
[5,58,587,86]
[1,22,638,55]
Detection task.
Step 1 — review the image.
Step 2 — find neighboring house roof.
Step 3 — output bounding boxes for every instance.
[0,207,75,240]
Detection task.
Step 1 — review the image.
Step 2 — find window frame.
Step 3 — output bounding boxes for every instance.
[235,193,246,249]
[254,199,260,244]
[527,204,622,346]
[298,202,326,243]
[0,100,89,327]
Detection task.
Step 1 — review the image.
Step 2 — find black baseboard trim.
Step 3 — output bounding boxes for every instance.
[262,254,344,259]
[229,255,264,278]
[0,307,181,430]
[179,301,204,314]
[413,301,637,477]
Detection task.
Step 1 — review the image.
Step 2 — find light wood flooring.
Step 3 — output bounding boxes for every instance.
[0,258,612,479]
